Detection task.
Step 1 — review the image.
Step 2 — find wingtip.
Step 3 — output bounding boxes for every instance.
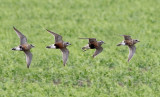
[27,65,30,68]
[46,29,49,31]
[63,64,66,66]
[128,59,130,62]
[46,29,56,34]
[46,29,52,32]
[13,26,16,29]
[13,26,19,32]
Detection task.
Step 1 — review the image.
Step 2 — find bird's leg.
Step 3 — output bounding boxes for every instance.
[82,44,90,51]
[82,47,86,52]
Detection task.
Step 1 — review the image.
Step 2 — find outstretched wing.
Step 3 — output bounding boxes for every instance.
[93,47,103,58]
[46,29,63,43]
[88,38,97,43]
[122,35,132,40]
[128,45,136,62]
[60,48,69,66]
[79,38,97,43]
[13,26,27,45]
[24,50,32,68]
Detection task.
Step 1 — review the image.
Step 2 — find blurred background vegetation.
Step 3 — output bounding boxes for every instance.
[0,0,160,96]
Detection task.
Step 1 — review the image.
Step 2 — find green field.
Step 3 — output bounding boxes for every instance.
[0,0,160,96]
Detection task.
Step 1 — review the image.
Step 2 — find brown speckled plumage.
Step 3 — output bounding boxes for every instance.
[46,30,71,66]
[79,38,104,58]
[12,27,34,68]
[117,35,140,62]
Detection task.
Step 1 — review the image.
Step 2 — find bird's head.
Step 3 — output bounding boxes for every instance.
[30,44,35,48]
[64,42,71,46]
[133,39,140,44]
[99,40,105,45]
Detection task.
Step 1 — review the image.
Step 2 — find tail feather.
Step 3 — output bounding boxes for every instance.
[117,43,122,46]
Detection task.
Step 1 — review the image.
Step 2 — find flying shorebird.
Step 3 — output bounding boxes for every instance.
[12,27,34,68]
[79,38,105,58]
[117,35,140,62]
[46,30,71,66]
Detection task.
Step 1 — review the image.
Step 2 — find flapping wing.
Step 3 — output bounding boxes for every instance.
[89,38,97,43]
[24,50,32,68]
[93,47,103,58]
[60,48,69,66]
[13,26,27,45]
[79,38,97,43]
[128,45,136,62]
[122,35,132,40]
[46,29,63,43]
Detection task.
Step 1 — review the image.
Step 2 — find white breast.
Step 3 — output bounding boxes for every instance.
[121,41,126,46]
[50,44,56,49]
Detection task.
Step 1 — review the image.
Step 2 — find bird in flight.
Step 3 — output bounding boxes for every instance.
[79,38,105,58]
[46,30,71,66]
[117,35,140,62]
[12,27,34,68]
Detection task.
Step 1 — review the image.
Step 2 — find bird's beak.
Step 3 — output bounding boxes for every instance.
[31,44,35,48]
[138,41,140,42]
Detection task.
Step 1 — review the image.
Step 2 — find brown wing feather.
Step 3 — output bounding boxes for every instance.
[79,38,97,43]
[93,47,103,58]
[60,48,69,66]
[46,29,63,43]
[128,45,136,62]
[122,35,132,40]
[24,50,32,68]
[89,38,97,43]
[13,27,27,45]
